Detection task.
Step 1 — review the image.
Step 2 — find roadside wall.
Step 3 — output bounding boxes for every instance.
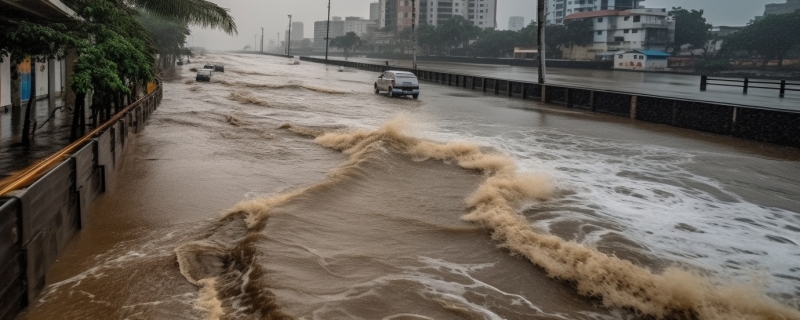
[0,87,162,320]
[300,56,800,149]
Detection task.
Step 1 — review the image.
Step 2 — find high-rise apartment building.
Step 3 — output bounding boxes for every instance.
[292,22,304,40]
[508,16,525,31]
[370,0,387,28]
[764,0,800,16]
[313,17,345,53]
[388,0,496,31]
[547,0,643,24]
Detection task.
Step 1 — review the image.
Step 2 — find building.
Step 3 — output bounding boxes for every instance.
[416,0,497,29]
[764,0,800,15]
[508,16,525,31]
[1,0,75,110]
[547,0,643,24]
[344,16,377,37]
[313,18,345,53]
[562,8,673,59]
[614,50,669,71]
[292,22,304,41]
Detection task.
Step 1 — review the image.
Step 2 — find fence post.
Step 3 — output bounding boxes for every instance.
[494,79,499,95]
[743,77,749,94]
[700,75,707,91]
[780,80,786,98]
[507,81,513,97]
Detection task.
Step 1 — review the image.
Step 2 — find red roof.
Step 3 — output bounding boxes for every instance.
[564,10,630,20]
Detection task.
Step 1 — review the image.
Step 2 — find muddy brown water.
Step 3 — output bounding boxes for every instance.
[17,53,800,320]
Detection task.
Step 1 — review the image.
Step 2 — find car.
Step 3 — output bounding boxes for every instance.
[214,64,225,72]
[203,64,215,70]
[374,70,419,99]
[196,69,212,82]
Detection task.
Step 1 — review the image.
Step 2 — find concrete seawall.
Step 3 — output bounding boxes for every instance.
[0,86,162,320]
[300,56,800,149]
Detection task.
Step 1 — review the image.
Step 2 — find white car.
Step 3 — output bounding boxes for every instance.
[374,70,420,99]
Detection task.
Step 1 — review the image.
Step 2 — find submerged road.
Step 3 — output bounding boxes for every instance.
[317,56,800,111]
[18,53,800,319]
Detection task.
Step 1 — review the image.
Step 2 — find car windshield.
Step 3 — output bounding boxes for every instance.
[396,74,416,78]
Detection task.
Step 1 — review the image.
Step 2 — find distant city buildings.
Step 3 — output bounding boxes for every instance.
[508,16,525,31]
[344,16,377,37]
[313,17,344,53]
[292,22,304,41]
[562,7,674,59]
[764,0,800,15]
[547,0,643,24]
[417,0,497,29]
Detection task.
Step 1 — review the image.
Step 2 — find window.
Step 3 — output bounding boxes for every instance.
[632,29,638,33]
[633,16,640,22]
[597,17,603,22]
[624,16,629,21]
[618,55,623,59]
[624,29,629,33]
[597,30,602,35]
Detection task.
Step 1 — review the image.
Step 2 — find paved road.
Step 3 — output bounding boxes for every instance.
[315,56,800,111]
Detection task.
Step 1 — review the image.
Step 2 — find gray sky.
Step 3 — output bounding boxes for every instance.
[190,0,778,51]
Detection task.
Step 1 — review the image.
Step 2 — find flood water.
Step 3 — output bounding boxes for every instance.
[17,53,800,320]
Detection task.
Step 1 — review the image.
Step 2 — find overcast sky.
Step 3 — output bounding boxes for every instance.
[189,0,779,51]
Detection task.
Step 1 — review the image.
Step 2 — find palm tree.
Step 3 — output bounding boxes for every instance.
[123,0,237,35]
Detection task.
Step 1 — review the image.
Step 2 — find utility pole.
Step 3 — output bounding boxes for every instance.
[537,0,546,84]
[412,0,417,70]
[261,27,264,52]
[325,0,331,64]
[287,14,293,56]
[254,35,257,51]
[277,32,280,52]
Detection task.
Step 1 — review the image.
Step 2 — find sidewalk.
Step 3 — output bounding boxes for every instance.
[0,98,72,179]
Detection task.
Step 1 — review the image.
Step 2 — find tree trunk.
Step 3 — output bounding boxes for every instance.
[70,92,85,140]
[21,59,36,146]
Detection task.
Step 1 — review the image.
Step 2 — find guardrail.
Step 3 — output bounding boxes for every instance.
[0,80,163,320]
[701,75,800,98]
[300,56,800,149]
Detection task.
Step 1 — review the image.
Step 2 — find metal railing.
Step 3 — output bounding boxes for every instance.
[0,81,163,197]
[701,75,800,98]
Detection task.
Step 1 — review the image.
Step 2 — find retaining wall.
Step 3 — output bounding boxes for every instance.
[0,88,162,320]
[300,56,800,149]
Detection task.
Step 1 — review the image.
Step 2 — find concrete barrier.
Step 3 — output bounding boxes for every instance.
[299,56,800,149]
[0,82,162,319]
[0,198,24,320]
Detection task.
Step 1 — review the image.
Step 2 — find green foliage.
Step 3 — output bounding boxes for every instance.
[127,0,237,35]
[720,11,800,67]
[544,19,592,58]
[0,21,83,66]
[669,7,712,52]
[472,29,519,57]
[695,59,730,73]
[330,32,363,55]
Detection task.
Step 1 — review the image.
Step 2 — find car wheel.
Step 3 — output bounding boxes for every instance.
[374,84,380,94]
[387,86,393,98]
[412,94,419,99]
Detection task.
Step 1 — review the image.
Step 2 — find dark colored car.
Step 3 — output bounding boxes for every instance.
[196,69,212,82]
[214,65,225,72]
[203,64,215,70]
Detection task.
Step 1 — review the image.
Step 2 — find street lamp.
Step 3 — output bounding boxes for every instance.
[325,0,331,64]
[537,0,546,84]
[261,27,264,52]
[287,14,292,56]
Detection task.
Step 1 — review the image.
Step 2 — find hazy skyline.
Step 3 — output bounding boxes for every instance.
[189,0,781,51]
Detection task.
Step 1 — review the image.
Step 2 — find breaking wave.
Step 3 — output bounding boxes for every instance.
[227,91,270,107]
[216,79,348,94]
[175,115,800,320]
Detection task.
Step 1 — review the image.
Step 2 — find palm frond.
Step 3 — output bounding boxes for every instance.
[127,0,237,35]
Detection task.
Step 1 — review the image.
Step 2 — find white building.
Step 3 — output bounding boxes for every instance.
[508,16,525,31]
[370,1,388,28]
[561,8,673,59]
[413,0,496,30]
[547,0,643,24]
[614,50,669,71]
[313,19,345,53]
[344,16,377,37]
